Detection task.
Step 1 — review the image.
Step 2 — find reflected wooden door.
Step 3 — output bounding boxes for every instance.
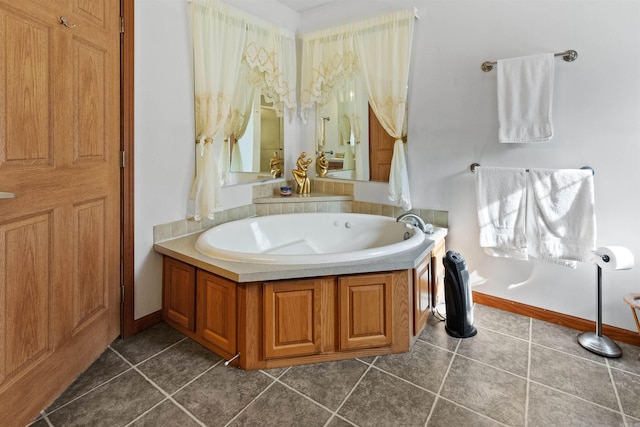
[0,0,121,424]
[368,105,394,182]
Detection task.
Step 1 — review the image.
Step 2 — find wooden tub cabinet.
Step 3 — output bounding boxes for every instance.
[162,250,437,370]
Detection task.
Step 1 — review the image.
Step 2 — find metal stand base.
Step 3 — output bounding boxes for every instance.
[577,264,623,358]
[578,332,622,358]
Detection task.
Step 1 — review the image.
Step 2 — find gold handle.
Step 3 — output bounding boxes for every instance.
[59,16,77,28]
[0,192,16,199]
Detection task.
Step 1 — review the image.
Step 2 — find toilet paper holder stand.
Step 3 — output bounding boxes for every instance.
[578,253,622,358]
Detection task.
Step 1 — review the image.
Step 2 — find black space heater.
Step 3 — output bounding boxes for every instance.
[443,250,477,338]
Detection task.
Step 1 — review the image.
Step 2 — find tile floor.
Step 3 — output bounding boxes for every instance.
[30,304,640,427]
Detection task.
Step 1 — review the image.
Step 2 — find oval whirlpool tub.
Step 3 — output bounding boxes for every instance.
[195,213,426,264]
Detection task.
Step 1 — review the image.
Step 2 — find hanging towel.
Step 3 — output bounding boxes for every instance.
[527,168,596,268]
[475,167,528,259]
[497,53,555,143]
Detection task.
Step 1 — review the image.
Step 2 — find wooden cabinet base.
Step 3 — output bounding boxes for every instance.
[238,270,412,370]
[162,257,429,370]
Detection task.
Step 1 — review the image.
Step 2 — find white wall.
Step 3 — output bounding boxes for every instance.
[136,0,640,332]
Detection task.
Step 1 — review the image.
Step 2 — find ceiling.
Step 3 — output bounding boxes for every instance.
[275,0,340,12]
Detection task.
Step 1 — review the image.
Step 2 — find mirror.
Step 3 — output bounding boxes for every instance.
[316,77,369,181]
[231,91,284,184]
[315,79,397,182]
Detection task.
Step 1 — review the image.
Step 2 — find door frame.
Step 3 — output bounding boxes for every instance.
[121,0,136,338]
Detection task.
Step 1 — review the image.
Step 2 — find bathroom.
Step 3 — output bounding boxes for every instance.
[4,0,638,424]
[136,0,640,338]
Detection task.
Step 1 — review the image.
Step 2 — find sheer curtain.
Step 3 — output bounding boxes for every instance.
[300,26,358,123]
[354,9,415,210]
[299,9,415,209]
[226,66,255,174]
[189,0,246,220]
[189,0,296,219]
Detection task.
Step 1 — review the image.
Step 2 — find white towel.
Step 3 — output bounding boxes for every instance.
[475,167,528,259]
[497,53,555,143]
[526,168,596,267]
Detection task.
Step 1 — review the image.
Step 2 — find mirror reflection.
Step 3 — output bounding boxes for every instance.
[315,76,369,180]
[315,76,397,183]
[232,91,284,182]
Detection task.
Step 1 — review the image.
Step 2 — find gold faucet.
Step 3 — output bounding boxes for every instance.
[292,152,312,194]
[316,151,329,178]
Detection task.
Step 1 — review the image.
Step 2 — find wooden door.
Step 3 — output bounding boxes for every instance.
[0,1,121,424]
[368,105,394,182]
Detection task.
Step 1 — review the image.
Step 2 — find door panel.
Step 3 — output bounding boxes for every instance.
[74,41,107,161]
[1,11,52,166]
[73,198,107,332]
[0,214,52,382]
[0,0,121,424]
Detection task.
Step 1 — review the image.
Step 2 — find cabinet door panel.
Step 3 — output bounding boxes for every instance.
[197,271,237,356]
[431,240,446,306]
[162,257,196,331]
[339,273,393,350]
[413,255,432,336]
[264,279,322,359]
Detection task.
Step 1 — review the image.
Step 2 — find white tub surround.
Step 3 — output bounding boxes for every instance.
[195,213,425,264]
[154,225,446,282]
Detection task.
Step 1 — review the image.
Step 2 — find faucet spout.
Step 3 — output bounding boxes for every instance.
[396,213,433,234]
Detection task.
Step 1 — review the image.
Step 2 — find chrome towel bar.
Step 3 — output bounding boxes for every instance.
[470,163,594,175]
[481,50,578,72]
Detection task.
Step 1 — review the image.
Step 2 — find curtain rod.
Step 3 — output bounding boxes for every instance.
[481,50,578,72]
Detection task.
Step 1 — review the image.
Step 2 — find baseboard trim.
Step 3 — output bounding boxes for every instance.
[133,310,162,334]
[472,291,640,347]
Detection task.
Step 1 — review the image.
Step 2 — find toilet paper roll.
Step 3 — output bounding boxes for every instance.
[592,246,635,271]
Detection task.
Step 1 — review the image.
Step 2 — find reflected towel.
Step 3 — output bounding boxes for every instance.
[526,168,596,267]
[497,53,554,143]
[475,167,528,259]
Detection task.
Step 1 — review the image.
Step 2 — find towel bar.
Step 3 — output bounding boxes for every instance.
[481,50,578,72]
[469,163,594,175]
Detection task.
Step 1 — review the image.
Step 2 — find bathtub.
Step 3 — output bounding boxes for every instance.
[195,213,426,264]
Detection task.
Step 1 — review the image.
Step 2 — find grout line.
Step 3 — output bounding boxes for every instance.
[222,376,280,426]
[111,345,209,427]
[123,336,189,367]
[453,352,529,381]
[43,347,136,418]
[322,357,378,426]
[524,317,532,427]
[473,324,531,344]
[529,379,627,417]
[123,397,172,426]
[424,336,460,426]
[432,395,512,427]
[529,341,608,367]
[605,358,629,426]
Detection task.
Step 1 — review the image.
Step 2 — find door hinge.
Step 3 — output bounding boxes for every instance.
[120,151,126,168]
[120,16,125,34]
[121,284,125,303]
